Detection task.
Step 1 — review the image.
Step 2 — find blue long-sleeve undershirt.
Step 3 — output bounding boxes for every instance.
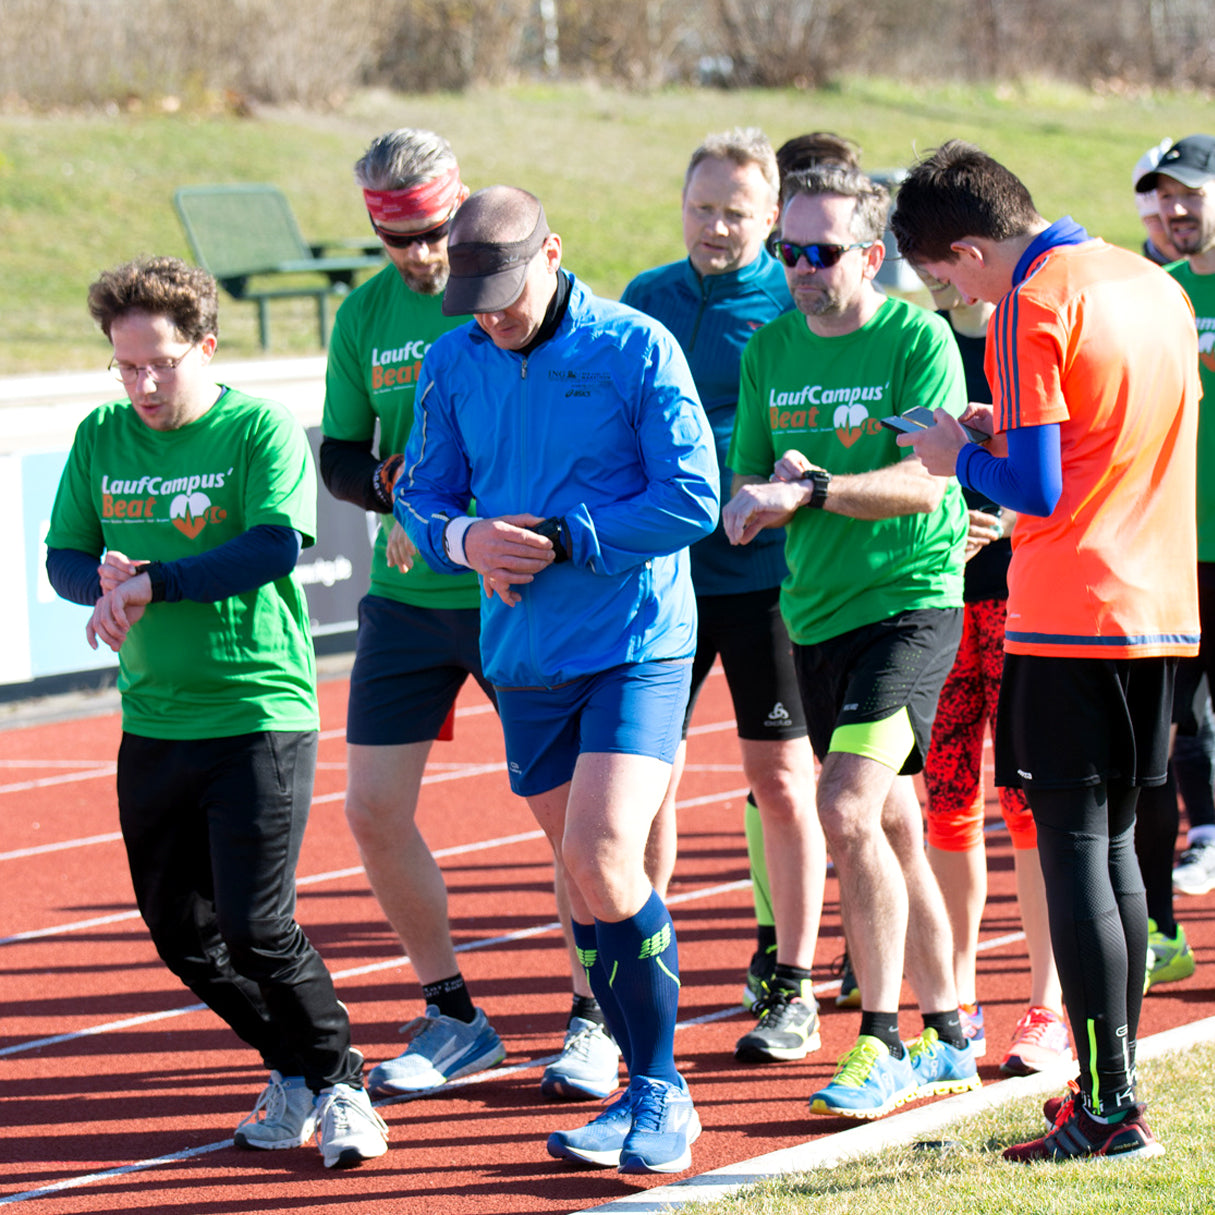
[46,524,301,607]
[955,423,1063,518]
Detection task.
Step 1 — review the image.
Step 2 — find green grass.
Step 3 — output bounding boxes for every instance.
[3,78,1215,372]
[677,1041,1215,1215]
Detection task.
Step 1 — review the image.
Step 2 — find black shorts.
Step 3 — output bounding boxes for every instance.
[346,595,496,746]
[792,607,963,775]
[683,586,807,740]
[994,653,1175,790]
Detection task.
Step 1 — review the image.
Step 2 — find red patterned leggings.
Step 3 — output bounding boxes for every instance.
[923,598,1035,852]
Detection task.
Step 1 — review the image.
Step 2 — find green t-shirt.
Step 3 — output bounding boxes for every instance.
[728,296,967,645]
[1167,260,1215,561]
[323,264,479,607]
[46,388,319,739]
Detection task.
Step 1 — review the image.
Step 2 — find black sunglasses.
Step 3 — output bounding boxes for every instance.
[370,210,456,249]
[775,240,875,269]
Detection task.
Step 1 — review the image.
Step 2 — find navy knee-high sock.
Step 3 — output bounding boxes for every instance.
[593,888,681,1086]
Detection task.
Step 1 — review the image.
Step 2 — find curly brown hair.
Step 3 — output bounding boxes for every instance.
[87,256,219,343]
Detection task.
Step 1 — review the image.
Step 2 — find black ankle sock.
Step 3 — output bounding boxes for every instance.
[756,923,777,954]
[859,1010,904,1058]
[922,1008,967,1050]
[772,962,814,994]
[569,994,605,1028]
[422,974,476,1023]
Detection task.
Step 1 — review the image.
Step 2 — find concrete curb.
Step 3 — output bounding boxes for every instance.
[571,1015,1215,1213]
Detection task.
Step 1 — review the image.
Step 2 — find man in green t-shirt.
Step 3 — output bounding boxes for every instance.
[320,129,617,1103]
[45,257,387,1168]
[1138,135,1215,901]
[723,166,974,1119]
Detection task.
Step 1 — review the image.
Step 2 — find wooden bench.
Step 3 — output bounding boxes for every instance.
[173,184,386,350]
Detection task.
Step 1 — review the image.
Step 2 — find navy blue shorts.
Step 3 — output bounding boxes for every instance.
[496,660,693,797]
[346,595,496,746]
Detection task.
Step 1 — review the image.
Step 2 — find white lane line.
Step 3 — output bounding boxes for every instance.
[0,831,124,862]
[0,829,554,947]
[0,783,749,945]
[0,992,758,1206]
[0,759,114,768]
[315,700,494,744]
[1,714,741,859]
[0,766,115,797]
[0,760,512,861]
[0,876,754,1058]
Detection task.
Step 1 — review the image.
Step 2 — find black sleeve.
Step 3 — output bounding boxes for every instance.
[46,547,102,606]
[161,525,301,603]
[320,435,383,512]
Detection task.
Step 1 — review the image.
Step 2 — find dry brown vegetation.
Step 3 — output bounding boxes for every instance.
[2,0,1211,110]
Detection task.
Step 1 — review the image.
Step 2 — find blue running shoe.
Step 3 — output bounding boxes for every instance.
[368,1005,504,1096]
[546,1086,634,1167]
[907,1027,982,1098]
[541,1016,622,1101]
[618,1075,701,1175]
[808,1035,918,1120]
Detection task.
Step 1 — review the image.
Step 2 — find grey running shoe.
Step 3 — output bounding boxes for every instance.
[734,984,822,1063]
[368,1005,505,1096]
[541,1016,622,1100]
[233,1071,317,1150]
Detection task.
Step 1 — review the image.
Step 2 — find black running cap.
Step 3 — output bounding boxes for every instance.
[442,203,550,316]
[1136,134,1215,192]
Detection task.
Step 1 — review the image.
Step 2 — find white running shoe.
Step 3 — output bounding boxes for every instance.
[314,1084,389,1169]
[1173,837,1215,896]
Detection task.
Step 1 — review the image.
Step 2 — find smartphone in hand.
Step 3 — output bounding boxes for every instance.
[879,405,989,444]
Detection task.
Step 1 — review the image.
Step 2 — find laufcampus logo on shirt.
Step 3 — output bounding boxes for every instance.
[768,381,889,448]
[100,470,232,539]
[1198,317,1215,374]
[370,341,431,392]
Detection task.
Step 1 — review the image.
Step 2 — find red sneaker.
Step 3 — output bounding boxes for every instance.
[1004,1099,1164,1163]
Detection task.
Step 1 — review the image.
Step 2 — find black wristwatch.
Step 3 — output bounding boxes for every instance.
[800,468,832,509]
[136,561,168,602]
[530,516,570,563]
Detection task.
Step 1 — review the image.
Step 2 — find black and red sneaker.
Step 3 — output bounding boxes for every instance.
[1005,1098,1164,1163]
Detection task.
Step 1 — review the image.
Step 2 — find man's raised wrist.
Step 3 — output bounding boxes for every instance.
[135,561,168,602]
[799,468,832,509]
[442,516,477,567]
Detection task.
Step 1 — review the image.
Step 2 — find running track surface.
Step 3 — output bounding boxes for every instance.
[2,666,1213,1213]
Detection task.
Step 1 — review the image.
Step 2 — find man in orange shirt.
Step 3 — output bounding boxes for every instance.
[890,141,1200,1163]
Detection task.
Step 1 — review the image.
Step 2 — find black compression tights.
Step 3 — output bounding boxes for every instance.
[1134,768,1179,937]
[1027,781,1147,1117]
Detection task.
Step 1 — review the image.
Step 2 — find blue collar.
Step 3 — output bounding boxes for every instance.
[1012,216,1091,286]
[682,248,780,296]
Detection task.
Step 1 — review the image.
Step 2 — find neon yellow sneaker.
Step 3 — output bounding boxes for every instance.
[1144,918,1196,992]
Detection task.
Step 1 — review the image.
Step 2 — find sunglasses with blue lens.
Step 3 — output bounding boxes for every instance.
[776,240,875,269]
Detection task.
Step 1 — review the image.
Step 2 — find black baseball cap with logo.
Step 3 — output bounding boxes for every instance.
[1135,134,1215,192]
